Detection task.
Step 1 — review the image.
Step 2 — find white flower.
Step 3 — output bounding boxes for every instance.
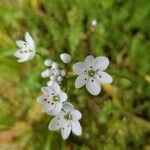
[91,19,97,27]
[37,82,67,115]
[49,102,82,140]
[14,32,35,63]
[73,55,113,95]
[60,53,71,63]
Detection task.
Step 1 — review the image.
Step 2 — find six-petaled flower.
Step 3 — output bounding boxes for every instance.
[14,32,35,63]
[73,55,113,95]
[49,102,82,140]
[37,82,67,115]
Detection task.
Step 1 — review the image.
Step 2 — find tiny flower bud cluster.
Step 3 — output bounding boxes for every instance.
[41,59,66,85]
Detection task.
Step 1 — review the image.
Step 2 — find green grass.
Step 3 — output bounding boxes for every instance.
[0,0,150,150]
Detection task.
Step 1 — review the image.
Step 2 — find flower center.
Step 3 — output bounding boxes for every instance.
[53,96,58,101]
[88,70,95,77]
[64,113,71,120]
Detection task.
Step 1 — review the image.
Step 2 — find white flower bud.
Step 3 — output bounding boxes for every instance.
[50,76,57,81]
[54,69,61,76]
[91,19,97,27]
[58,76,63,82]
[60,53,71,63]
[61,70,66,77]
[52,62,59,69]
[44,59,53,67]
[41,69,51,78]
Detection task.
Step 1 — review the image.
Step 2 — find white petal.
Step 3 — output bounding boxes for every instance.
[84,55,95,68]
[94,56,109,71]
[25,32,35,49]
[62,102,74,113]
[60,53,71,63]
[14,49,34,62]
[71,110,82,120]
[86,78,101,95]
[41,87,53,95]
[71,120,82,136]
[43,103,55,112]
[73,62,85,75]
[97,71,113,84]
[48,114,63,131]
[61,121,71,140]
[44,59,53,67]
[48,82,60,94]
[37,95,46,104]
[59,92,67,102]
[75,74,88,88]
[48,102,62,116]
[16,40,27,49]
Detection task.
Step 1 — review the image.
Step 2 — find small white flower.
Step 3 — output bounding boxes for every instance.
[73,55,113,95]
[60,53,71,63]
[49,102,82,140]
[91,19,97,27]
[37,82,67,115]
[14,32,35,63]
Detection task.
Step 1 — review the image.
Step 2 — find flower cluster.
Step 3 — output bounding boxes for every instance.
[41,59,66,85]
[14,32,113,140]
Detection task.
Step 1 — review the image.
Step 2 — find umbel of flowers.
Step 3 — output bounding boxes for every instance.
[14,32,113,140]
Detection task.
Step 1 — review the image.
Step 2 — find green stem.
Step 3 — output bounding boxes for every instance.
[36,52,46,59]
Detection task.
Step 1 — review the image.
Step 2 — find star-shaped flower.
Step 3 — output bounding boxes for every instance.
[49,102,82,140]
[73,55,113,95]
[14,32,35,63]
[37,82,67,115]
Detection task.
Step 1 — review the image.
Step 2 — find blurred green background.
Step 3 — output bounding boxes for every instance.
[0,0,150,150]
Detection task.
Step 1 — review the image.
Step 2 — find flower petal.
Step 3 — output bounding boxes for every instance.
[41,87,53,95]
[71,110,82,120]
[62,102,74,113]
[97,71,113,84]
[71,120,82,136]
[42,103,55,112]
[37,95,46,104]
[59,92,67,102]
[48,82,60,94]
[86,77,101,95]
[73,62,85,75]
[16,40,27,49]
[84,55,95,68]
[75,74,88,88]
[25,32,35,50]
[48,115,63,131]
[94,56,109,71]
[48,102,62,116]
[61,121,71,140]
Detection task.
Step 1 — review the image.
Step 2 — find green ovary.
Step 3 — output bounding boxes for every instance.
[88,70,95,77]
[64,114,71,120]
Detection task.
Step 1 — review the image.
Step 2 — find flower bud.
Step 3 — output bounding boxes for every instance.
[41,69,50,78]
[61,70,66,77]
[52,62,59,69]
[44,59,53,67]
[60,53,71,63]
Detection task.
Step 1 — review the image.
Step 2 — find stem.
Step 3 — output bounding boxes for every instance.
[36,52,46,59]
